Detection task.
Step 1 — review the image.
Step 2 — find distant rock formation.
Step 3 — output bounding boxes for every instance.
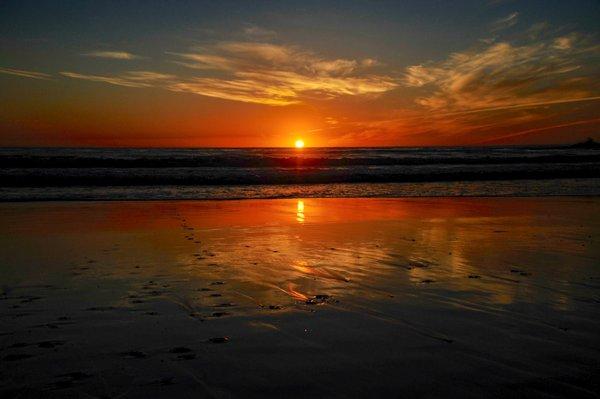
[569,138,600,149]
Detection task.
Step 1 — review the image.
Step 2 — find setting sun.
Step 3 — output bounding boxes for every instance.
[295,139,305,149]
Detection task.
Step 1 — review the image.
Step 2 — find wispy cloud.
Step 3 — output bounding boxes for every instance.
[83,51,141,60]
[0,66,51,80]
[243,24,277,39]
[328,28,600,145]
[66,41,395,105]
[121,71,175,81]
[169,41,395,105]
[60,71,152,87]
[490,12,519,32]
[169,71,396,105]
[403,34,598,114]
[477,118,600,144]
[174,42,365,75]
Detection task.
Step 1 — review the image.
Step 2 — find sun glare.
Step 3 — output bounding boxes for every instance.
[295,139,305,149]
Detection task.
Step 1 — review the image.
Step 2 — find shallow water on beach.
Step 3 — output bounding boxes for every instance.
[0,198,599,398]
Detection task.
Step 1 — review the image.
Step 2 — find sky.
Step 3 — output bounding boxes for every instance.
[0,0,599,147]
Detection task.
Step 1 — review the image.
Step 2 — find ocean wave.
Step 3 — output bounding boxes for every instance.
[1,146,599,164]
[1,147,598,188]
[2,179,599,201]
[1,163,598,187]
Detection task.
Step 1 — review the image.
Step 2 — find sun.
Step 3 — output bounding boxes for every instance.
[294,139,305,149]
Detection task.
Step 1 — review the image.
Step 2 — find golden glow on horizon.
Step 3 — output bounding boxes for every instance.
[2,6,599,148]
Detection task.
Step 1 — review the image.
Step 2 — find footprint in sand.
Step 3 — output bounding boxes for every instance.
[49,372,92,390]
[147,377,176,386]
[208,337,229,344]
[38,340,65,348]
[169,346,192,354]
[214,302,235,308]
[119,350,147,359]
[3,353,33,361]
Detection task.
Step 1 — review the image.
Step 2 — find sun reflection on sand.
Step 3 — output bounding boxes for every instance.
[296,199,305,223]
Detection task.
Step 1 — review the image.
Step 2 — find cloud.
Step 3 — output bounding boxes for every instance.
[491,12,519,32]
[403,35,599,114]
[361,58,379,67]
[63,43,395,106]
[64,39,394,106]
[83,51,141,60]
[439,96,600,116]
[476,118,600,144]
[553,35,576,50]
[331,28,600,145]
[243,24,277,39]
[122,71,175,81]
[168,41,394,105]
[60,71,152,88]
[169,71,395,105]
[169,52,237,71]
[0,67,51,80]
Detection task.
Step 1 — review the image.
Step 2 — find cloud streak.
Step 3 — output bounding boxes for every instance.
[60,71,152,88]
[477,118,600,144]
[491,12,519,32]
[83,51,141,60]
[0,67,51,80]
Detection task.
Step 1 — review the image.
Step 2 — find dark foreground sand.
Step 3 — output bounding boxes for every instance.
[0,198,599,398]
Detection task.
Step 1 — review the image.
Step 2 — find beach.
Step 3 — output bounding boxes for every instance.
[1,197,598,398]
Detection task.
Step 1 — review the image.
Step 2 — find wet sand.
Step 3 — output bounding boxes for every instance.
[0,198,599,398]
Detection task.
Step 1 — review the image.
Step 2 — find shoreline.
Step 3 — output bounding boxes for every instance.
[2,193,600,204]
[2,178,599,202]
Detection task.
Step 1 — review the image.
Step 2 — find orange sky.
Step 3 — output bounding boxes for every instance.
[0,2,598,147]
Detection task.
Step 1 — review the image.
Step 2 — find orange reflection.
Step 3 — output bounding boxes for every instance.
[296,200,305,223]
[277,283,309,302]
[1,198,597,313]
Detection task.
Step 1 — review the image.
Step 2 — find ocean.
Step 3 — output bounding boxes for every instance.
[1,146,599,201]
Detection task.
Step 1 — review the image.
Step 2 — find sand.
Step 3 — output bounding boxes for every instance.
[0,197,599,398]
